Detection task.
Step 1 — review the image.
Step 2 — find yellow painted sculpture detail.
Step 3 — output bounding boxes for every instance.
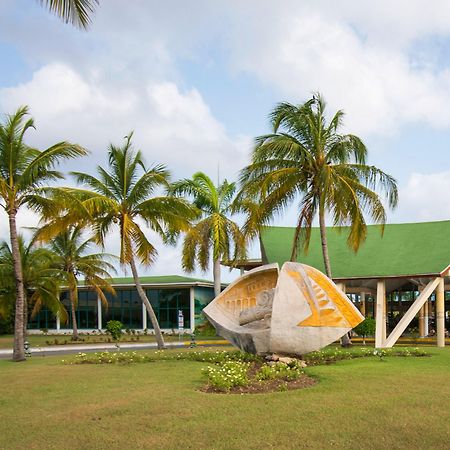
[203,262,364,356]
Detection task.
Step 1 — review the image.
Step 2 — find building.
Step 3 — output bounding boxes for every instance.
[232,220,450,348]
[28,275,216,333]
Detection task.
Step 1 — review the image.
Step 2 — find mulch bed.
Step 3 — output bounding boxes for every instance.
[200,361,317,394]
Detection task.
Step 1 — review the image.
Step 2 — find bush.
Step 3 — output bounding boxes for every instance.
[106,320,123,341]
[194,320,217,337]
[68,350,151,365]
[202,360,250,391]
[256,361,304,382]
[353,318,376,342]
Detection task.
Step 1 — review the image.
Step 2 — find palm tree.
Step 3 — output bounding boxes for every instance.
[0,106,87,361]
[48,226,115,340]
[0,236,67,337]
[50,134,197,349]
[240,93,398,278]
[171,172,246,297]
[38,0,99,29]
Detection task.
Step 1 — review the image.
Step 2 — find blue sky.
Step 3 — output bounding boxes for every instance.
[2,0,450,280]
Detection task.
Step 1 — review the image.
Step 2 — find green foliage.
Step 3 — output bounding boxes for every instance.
[0,236,66,324]
[66,350,150,365]
[353,317,376,337]
[256,361,304,382]
[193,320,217,337]
[171,172,246,278]
[239,94,398,274]
[202,360,250,391]
[304,346,428,365]
[105,320,123,341]
[40,0,99,30]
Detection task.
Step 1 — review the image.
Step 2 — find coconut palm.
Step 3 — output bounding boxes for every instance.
[48,226,116,340]
[38,0,98,29]
[0,236,66,337]
[49,134,197,349]
[171,172,246,297]
[0,105,87,361]
[240,93,398,278]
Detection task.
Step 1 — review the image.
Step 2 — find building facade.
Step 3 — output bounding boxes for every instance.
[27,275,216,333]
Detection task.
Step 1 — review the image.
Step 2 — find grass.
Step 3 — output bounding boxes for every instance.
[0,346,449,449]
[0,333,222,349]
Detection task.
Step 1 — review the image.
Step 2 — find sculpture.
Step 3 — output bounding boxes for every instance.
[203,262,364,355]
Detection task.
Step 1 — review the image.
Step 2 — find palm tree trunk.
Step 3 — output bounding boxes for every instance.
[213,258,221,297]
[69,288,79,341]
[129,256,166,349]
[9,209,26,361]
[23,296,28,339]
[318,201,351,346]
[318,203,332,278]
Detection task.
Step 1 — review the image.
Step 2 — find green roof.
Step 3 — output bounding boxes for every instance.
[81,275,213,286]
[260,221,450,279]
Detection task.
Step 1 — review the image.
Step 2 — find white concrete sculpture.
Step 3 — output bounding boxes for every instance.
[203,262,364,355]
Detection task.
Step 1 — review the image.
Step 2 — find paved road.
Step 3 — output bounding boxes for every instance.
[0,340,229,359]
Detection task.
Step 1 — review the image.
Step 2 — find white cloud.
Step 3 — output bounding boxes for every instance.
[0,63,249,179]
[0,63,248,281]
[226,2,450,136]
[392,171,450,222]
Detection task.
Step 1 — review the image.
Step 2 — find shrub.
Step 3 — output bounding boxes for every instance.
[202,360,250,391]
[353,318,376,344]
[106,320,123,341]
[256,361,304,382]
[69,350,151,365]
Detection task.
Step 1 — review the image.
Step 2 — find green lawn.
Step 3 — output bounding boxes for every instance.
[0,333,222,349]
[0,347,449,449]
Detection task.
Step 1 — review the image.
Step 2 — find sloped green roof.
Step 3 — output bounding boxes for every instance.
[80,275,213,286]
[260,221,450,279]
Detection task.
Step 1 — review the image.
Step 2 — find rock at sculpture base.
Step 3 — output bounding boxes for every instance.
[203,262,364,356]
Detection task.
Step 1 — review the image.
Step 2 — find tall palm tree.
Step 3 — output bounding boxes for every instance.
[0,236,67,337]
[0,106,87,361]
[38,0,99,29]
[46,134,197,349]
[240,94,398,278]
[48,226,115,340]
[171,172,246,297]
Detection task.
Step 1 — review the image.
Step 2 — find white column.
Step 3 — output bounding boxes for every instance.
[436,277,445,348]
[424,299,429,337]
[375,280,386,348]
[97,295,102,330]
[418,286,425,338]
[190,287,195,333]
[240,267,244,276]
[56,313,61,331]
[142,302,147,331]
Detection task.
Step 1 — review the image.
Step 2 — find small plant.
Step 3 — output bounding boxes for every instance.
[353,318,376,345]
[256,361,304,382]
[202,360,250,391]
[106,320,123,341]
[40,328,49,335]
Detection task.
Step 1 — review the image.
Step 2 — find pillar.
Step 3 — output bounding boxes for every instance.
[424,299,429,337]
[375,280,386,348]
[97,295,102,330]
[418,286,425,338]
[190,287,195,333]
[382,287,387,342]
[240,267,245,276]
[436,277,445,348]
[360,292,366,317]
[56,313,61,331]
[142,302,147,330]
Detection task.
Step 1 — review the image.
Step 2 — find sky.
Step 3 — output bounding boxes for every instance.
[1,0,450,282]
